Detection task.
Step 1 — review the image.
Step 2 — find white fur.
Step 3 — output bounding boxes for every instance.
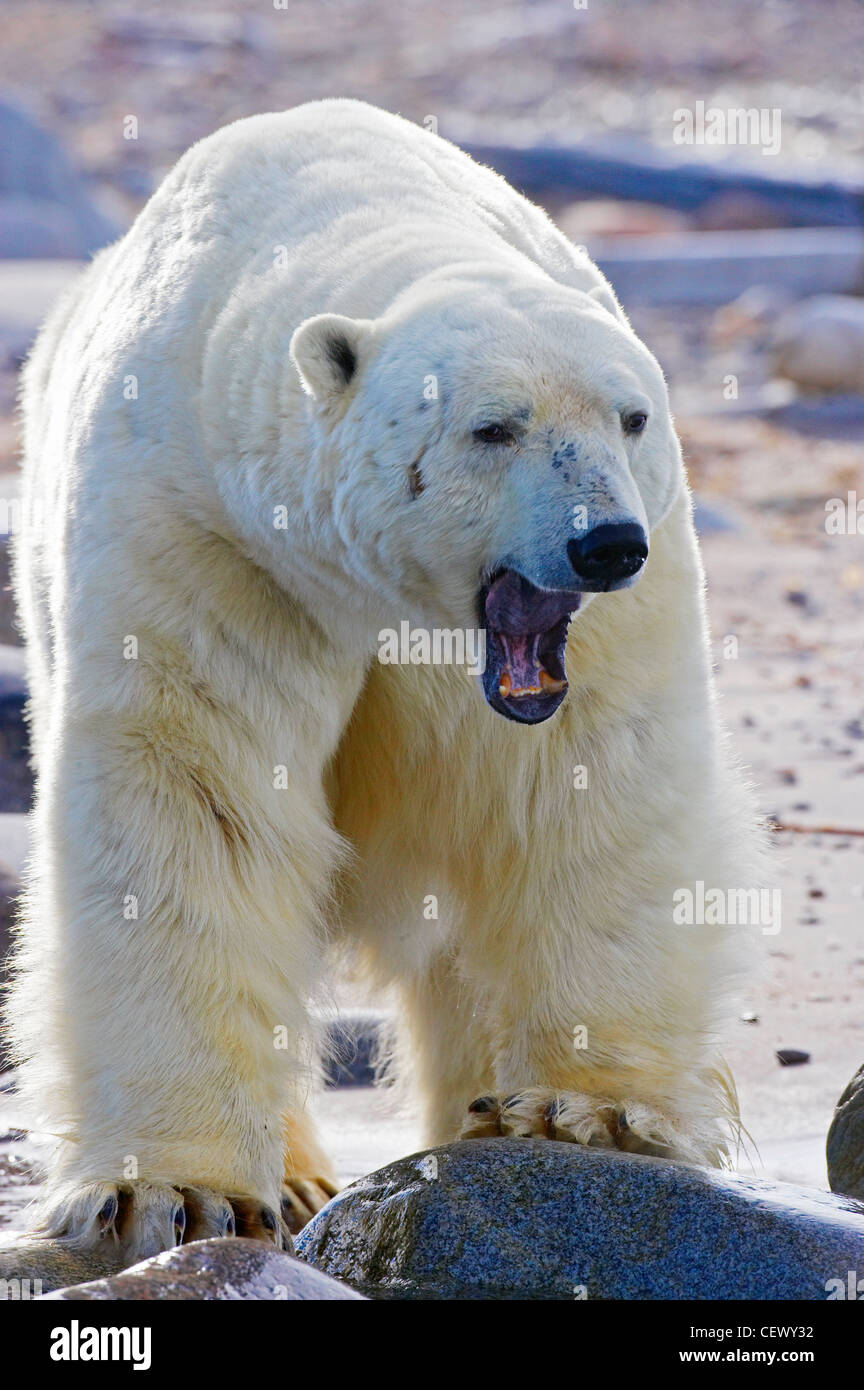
[9,100,760,1250]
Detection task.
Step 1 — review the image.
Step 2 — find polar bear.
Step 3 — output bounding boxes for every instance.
[9,99,758,1258]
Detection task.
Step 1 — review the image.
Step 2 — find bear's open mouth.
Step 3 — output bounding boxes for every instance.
[478,569,582,724]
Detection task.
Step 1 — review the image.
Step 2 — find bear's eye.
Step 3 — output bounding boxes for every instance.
[622,411,648,436]
[473,423,516,446]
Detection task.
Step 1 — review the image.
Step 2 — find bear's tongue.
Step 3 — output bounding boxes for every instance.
[497,632,554,698]
[483,569,581,701]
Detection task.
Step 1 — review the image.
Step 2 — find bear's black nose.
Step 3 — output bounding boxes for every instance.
[567,522,648,590]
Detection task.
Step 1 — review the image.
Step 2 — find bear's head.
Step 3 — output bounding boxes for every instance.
[291,271,684,724]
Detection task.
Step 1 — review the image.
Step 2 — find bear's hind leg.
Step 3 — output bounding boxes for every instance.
[280,1106,339,1233]
[396,953,496,1148]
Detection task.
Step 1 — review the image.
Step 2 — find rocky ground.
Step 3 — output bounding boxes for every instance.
[6,1141,864,1299]
[0,0,861,234]
[0,0,861,1246]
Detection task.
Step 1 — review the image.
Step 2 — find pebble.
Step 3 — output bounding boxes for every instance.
[776,1048,811,1066]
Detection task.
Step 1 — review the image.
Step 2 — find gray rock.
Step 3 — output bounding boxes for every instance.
[41,1238,364,1300]
[0,862,20,994]
[766,392,864,442]
[0,100,118,259]
[322,1010,388,1087]
[827,1065,864,1200]
[0,645,31,813]
[772,294,864,395]
[590,228,864,308]
[0,1237,126,1298]
[777,1048,811,1066]
[691,498,739,535]
[296,1139,864,1300]
[0,262,83,365]
[0,643,25,698]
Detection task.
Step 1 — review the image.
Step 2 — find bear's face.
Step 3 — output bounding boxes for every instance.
[291,279,684,724]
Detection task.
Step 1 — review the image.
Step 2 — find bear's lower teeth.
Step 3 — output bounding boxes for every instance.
[499,669,566,699]
[539,670,566,693]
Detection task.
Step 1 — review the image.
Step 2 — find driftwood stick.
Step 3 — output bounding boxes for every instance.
[770,821,864,838]
[463,141,864,228]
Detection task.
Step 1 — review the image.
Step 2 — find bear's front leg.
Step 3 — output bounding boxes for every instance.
[9,714,343,1259]
[453,920,734,1168]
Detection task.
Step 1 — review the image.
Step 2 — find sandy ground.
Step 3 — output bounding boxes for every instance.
[688,416,864,1187]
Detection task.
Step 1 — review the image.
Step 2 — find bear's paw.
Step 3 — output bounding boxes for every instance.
[280,1175,339,1234]
[460,1089,709,1164]
[34,1179,291,1260]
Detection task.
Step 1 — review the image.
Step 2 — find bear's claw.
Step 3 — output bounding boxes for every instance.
[280,1175,339,1233]
[460,1088,689,1159]
[38,1179,292,1260]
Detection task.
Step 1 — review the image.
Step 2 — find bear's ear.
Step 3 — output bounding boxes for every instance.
[290,313,373,403]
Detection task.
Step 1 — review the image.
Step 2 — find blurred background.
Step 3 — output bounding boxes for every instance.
[0,0,863,1223]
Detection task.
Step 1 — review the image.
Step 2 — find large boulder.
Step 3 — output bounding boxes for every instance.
[827,1065,864,1200]
[297,1139,864,1300]
[42,1238,363,1300]
[772,294,864,394]
[0,1235,363,1300]
[0,1237,126,1298]
[0,101,118,259]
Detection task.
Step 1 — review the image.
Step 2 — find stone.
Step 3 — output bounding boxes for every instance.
[0,645,31,814]
[827,1065,864,1201]
[709,285,788,347]
[776,1048,811,1066]
[589,229,864,308]
[0,101,118,259]
[321,1010,387,1087]
[765,392,864,442]
[0,863,19,987]
[0,263,84,367]
[772,294,864,394]
[41,1238,364,1300]
[693,191,792,231]
[0,1237,126,1298]
[691,498,738,535]
[0,811,30,981]
[297,1139,864,1300]
[554,199,688,239]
